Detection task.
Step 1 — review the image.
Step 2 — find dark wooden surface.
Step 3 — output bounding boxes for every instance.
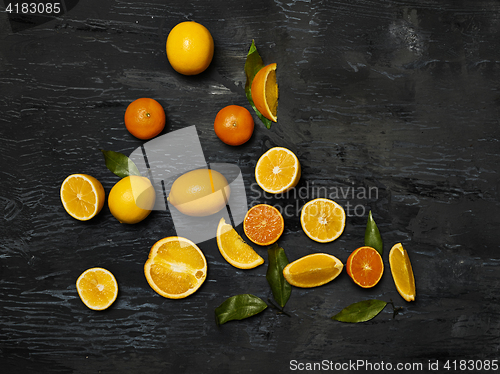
[1,0,500,373]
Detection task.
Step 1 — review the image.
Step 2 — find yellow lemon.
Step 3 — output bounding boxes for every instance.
[60,174,105,221]
[168,169,230,217]
[108,176,156,224]
[166,21,214,75]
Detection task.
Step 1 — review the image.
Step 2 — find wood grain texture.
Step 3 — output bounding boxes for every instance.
[1,0,499,373]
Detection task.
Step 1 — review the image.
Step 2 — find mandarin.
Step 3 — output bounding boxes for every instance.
[214,105,254,146]
[124,98,165,140]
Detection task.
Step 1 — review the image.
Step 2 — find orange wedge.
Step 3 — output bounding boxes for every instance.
[346,246,384,288]
[76,268,118,311]
[251,63,278,122]
[144,236,207,299]
[60,174,105,221]
[255,147,301,194]
[300,198,345,243]
[216,217,264,269]
[243,204,284,246]
[283,253,343,288]
[389,243,416,302]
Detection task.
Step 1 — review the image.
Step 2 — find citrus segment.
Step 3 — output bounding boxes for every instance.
[108,176,156,224]
[76,268,118,311]
[255,147,301,194]
[300,198,345,243]
[144,237,207,299]
[251,63,278,122]
[216,217,264,269]
[346,246,384,288]
[243,204,284,246]
[124,98,165,140]
[60,174,105,221]
[389,243,416,302]
[283,253,343,288]
[166,21,214,75]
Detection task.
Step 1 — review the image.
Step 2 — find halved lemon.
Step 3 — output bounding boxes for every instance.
[255,147,301,194]
[251,63,278,122]
[76,267,118,311]
[283,253,343,288]
[216,217,264,269]
[389,243,416,302]
[60,174,105,221]
[144,236,207,299]
[300,198,345,243]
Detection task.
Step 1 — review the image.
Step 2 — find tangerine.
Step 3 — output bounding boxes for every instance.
[243,204,284,246]
[214,105,254,146]
[346,246,384,288]
[124,98,165,140]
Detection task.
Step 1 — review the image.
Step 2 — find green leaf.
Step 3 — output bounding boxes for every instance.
[266,244,292,309]
[244,40,273,129]
[331,299,387,323]
[364,210,383,255]
[101,149,142,178]
[215,294,267,325]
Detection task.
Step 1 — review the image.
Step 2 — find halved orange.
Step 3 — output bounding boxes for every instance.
[76,267,118,311]
[251,63,278,122]
[346,246,384,288]
[60,174,105,221]
[389,243,416,302]
[243,204,284,246]
[283,253,343,288]
[216,217,264,269]
[255,147,301,194]
[300,198,345,243]
[144,237,207,299]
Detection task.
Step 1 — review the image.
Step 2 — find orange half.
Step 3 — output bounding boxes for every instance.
[346,246,384,288]
[255,147,301,194]
[243,204,284,246]
[300,198,345,243]
[76,268,118,311]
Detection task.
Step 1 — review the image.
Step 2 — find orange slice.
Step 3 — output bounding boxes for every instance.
[76,268,118,311]
[389,243,416,302]
[144,236,207,299]
[346,246,384,288]
[243,204,284,246]
[255,147,301,194]
[216,217,264,269]
[251,63,278,122]
[300,198,345,243]
[60,174,105,221]
[283,253,343,288]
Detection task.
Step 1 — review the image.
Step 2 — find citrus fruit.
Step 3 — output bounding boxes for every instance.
[108,176,156,224]
[389,243,416,302]
[243,204,284,246]
[166,21,214,75]
[60,174,105,221]
[76,267,118,311]
[214,105,254,146]
[300,198,345,243]
[346,246,384,288]
[283,253,343,288]
[144,236,207,299]
[216,217,264,269]
[255,147,301,194]
[124,98,166,140]
[251,63,278,122]
[168,168,230,217]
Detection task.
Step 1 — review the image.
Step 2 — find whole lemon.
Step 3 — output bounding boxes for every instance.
[168,169,230,217]
[166,21,214,75]
[108,176,156,224]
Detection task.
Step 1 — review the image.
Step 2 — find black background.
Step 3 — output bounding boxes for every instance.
[1,0,499,373]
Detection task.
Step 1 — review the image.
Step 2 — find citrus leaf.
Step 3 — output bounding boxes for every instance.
[244,40,273,129]
[331,299,387,323]
[101,149,142,178]
[215,294,267,325]
[365,210,383,255]
[266,244,292,309]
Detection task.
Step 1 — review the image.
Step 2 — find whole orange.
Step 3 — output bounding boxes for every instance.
[214,105,254,146]
[124,98,165,140]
